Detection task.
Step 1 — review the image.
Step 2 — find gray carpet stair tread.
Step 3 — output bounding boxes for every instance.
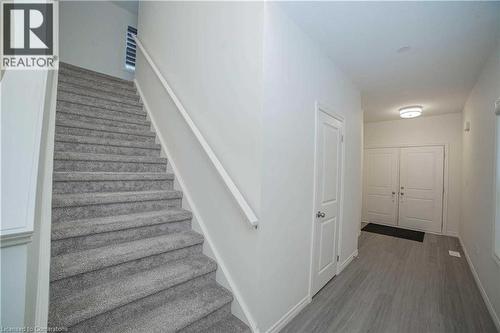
[58,72,138,96]
[58,81,140,102]
[57,91,143,114]
[52,190,182,208]
[58,70,136,90]
[57,113,150,131]
[56,118,155,137]
[205,315,252,333]
[58,85,143,108]
[53,152,166,163]
[60,63,135,87]
[52,208,192,240]
[50,231,204,282]
[57,100,147,118]
[50,255,217,328]
[101,282,233,333]
[53,171,173,182]
[49,63,248,332]
[55,134,160,149]
[56,108,150,126]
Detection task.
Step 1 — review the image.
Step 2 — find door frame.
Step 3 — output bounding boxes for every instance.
[308,102,346,298]
[363,143,450,236]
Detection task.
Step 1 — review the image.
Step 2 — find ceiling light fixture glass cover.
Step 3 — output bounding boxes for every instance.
[399,106,423,119]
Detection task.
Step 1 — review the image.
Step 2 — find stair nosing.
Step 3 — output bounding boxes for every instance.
[56,119,155,138]
[59,63,135,86]
[56,109,150,126]
[51,208,192,241]
[53,152,166,163]
[58,72,137,92]
[58,79,139,101]
[58,86,142,108]
[52,190,182,208]
[57,91,144,114]
[53,171,173,182]
[49,232,206,281]
[56,100,147,118]
[51,208,192,240]
[54,134,160,150]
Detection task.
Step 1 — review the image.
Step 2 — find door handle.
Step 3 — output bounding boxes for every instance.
[316,211,326,218]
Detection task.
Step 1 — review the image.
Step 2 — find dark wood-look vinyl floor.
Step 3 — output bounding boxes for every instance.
[282,230,498,333]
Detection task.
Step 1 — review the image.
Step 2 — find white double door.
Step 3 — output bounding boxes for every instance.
[363,146,444,233]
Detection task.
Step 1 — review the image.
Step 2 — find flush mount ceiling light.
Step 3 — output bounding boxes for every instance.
[399,106,423,119]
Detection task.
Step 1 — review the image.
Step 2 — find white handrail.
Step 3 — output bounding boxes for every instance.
[134,36,259,229]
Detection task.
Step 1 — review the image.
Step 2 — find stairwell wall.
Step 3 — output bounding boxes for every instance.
[136,1,264,329]
[136,2,363,331]
[460,40,500,329]
[59,1,137,80]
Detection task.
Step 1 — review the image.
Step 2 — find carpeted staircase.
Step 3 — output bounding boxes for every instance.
[48,63,250,333]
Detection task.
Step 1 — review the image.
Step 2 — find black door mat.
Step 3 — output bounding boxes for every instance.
[362,223,425,242]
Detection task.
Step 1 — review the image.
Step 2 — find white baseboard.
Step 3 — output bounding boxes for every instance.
[265,247,358,333]
[458,236,500,331]
[337,249,358,274]
[265,295,311,333]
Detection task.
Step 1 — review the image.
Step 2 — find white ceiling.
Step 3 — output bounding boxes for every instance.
[111,1,138,15]
[280,2,500,122]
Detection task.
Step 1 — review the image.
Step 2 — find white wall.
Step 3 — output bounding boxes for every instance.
[137,2,264,214]
[256,3,363,331]
[1,69,49,327]
[363,113,463,235]
[461,41,500,328]
[60,1,137,80]
[136,2,363,331]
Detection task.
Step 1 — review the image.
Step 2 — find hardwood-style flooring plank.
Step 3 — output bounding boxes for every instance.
[282,231,497,333]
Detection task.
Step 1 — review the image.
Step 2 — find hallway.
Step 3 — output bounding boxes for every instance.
[283,231,497,332]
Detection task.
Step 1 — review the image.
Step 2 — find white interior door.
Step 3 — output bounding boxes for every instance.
[398,146,444,233]
[363,148,399,226]
[311,110,343,296]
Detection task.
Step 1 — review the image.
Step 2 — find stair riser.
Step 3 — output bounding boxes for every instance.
[50,245,204,302]
[180,304,232,333]
[56,126,156,143]
[67,273,216,333]
[54,160,166,173]
[59,85,142,108]
[57,112,150,131]
[53,179,173,194]
[52,198,181,223]
[59,67,135,90]
[58,74,138,99]
[58,91,143,114]
[54,141,161,157]
[57,102,147,121]
[52,219,191,256]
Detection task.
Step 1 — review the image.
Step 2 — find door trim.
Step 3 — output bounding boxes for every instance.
[364,143,450,235]
[309,102,346,298]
